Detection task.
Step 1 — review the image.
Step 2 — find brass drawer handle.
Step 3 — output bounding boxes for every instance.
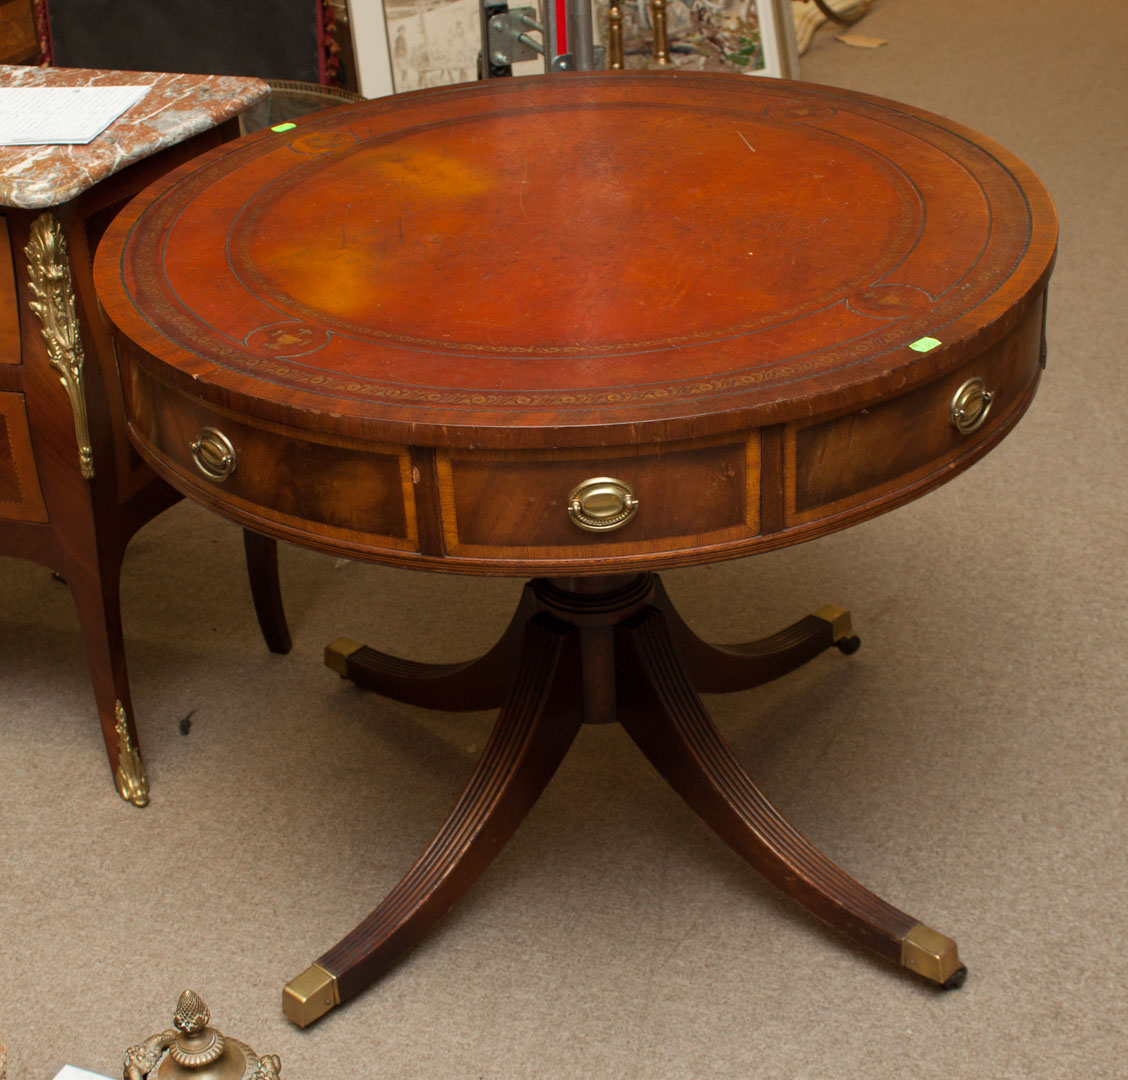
[190,426,238,482]
[567,476,638,532]
[950,377,994,434]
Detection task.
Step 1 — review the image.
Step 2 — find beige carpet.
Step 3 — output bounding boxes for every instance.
[2,1,1126,1076]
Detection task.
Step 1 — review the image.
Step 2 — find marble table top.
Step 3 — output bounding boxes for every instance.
[0,66,269,209]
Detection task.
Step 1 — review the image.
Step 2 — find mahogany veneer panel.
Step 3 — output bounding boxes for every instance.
[0,391,47,521]
[439,433,759,560]
[0,216,18,365]
[123,357,418,552]
[789,295,1046,523]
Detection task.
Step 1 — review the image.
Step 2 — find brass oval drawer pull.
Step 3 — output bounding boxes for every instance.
[950,377,994,434]
[567,476,638,532]
[190,426,238,482]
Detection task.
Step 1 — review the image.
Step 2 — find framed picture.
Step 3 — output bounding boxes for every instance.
[349,0,488,96]
[347,0,396,96]
[759,0,801,78]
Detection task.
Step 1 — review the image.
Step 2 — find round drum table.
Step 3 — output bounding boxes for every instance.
[94,72,1056,1027]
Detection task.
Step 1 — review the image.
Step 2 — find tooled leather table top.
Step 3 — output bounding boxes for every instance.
[96,72,1056,450]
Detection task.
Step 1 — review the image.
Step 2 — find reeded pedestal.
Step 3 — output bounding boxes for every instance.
[283,574,965,1026]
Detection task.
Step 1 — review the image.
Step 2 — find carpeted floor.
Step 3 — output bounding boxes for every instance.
[2,1,1126,1077]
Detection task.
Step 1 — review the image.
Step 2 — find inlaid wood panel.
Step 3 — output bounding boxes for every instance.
[0,391,47,521]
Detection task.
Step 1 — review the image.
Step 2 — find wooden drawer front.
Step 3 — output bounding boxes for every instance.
[0,390,47,521]
[787,297,1045,525]
[124,362,418,551]
[438,434,759,561]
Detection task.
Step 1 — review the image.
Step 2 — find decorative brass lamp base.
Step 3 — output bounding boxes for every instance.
[124,991,281,1080]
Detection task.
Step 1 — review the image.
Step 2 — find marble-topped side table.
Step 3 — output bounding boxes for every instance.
[0,66,291,805]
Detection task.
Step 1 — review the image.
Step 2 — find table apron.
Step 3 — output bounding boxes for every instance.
[115,292,1045,576]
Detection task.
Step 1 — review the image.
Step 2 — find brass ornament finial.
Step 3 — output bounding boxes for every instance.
[168,990,225,1070]
[174,991,210,1035]
[124,992,281,1080]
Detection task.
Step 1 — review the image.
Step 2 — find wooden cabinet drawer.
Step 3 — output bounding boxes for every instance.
[123,360,419,553]
[438,433,760,562]
[0,390,47,521]
[786,296,1045,526]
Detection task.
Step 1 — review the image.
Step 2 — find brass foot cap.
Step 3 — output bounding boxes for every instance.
[283,964,340,1028]
[813,604,853,642]
[324,637,364,676]
[901,922,964,986]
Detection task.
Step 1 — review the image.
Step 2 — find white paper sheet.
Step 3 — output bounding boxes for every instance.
[0,85,150,145]
[52,1066,115,1080]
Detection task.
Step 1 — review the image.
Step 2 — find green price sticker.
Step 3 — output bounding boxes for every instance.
[271,122,297,133]
[909,336,942,353]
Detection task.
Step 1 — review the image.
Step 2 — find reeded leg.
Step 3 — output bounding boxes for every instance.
[284,613,583,1027]
[616,605,965,989]
[324,584,537,711]
[242,530,292,655]
[651,578,861,694]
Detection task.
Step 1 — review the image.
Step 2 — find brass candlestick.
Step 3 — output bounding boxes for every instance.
[124,991,281,1080]
[648,0,671,66]
[607,0,624,68]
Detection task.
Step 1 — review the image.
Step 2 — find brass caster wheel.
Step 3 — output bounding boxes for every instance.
[836,635,861,655]
[941,964,968,991]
